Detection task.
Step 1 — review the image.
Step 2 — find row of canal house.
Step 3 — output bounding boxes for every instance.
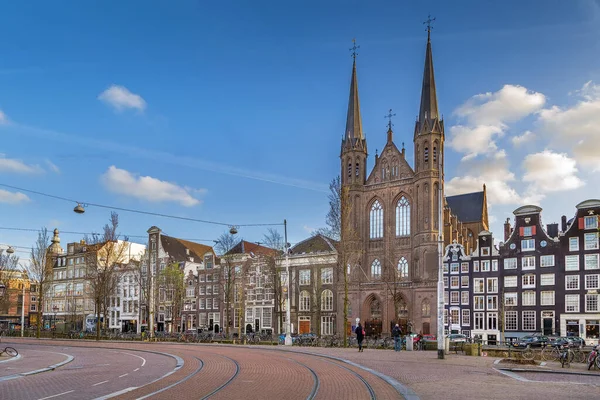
[445,199,600,345]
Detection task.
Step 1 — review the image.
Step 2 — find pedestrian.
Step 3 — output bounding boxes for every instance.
[392,323,402,351]
[355,322,365,352]
[416,332,424,350]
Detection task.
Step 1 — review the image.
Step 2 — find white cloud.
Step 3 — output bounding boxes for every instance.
[101,166,204,207]
[45,159,60,174]
[0,109,7,124]
[0,189,30,204]
[538,81,600,170]
[0,155,43,174]
[447,125,502,160]
[511,130,535,146]
[98,85,146,112]
[522,150,584,193]
[454,84,546,126]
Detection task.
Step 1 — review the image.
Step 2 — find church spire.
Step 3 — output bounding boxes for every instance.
[344,40,363,143]
[415,15,441,137]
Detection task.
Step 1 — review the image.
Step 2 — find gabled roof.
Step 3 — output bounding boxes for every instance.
[446,190,485,223]
[160,235,214,263]
[225,240,278,257]
[290,234,338,255]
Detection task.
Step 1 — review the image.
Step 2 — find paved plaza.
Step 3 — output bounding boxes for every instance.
[1,338,600,399]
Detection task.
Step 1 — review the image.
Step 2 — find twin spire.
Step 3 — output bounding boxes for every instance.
[342,18,441,153]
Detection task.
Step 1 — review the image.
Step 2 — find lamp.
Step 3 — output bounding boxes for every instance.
[73,203,85,214]
[6,246,14,254]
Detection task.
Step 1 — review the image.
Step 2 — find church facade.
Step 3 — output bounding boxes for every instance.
[339,30,488,337]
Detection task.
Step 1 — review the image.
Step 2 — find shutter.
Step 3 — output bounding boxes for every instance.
[519,227,524,236]
[531,226,536,235]
[579,218,585,229]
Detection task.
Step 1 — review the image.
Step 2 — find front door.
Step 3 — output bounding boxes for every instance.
[299,318,310,334]
[543,318,553,335]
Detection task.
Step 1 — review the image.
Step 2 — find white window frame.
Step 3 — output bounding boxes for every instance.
[461,263,469,273]
[505,311,517,331]
[522,291,536,306]
[586,294,600,313]
[504,276,518,288]
[586,254,600,270]
[522,310,536,331]
[585,233,599,250]
[522,274,536,289]
[521,239,535,251]
[504,258,517,270]
[565,294,580,313]
[450,291,460,305]
[299,269,311,285]
[461,276,469,288]
[461,309,470,326]
[504,292,518,306]
[486,278,498,294]
[473,278,484,294]
[540,273,555,286]
[522,256,536,270]
[461,291,469,305]
[474,296,485,311]
[481,260,490,272]
[565,275,580,290]
[541,291,555,306]
[585,274,600,290]
[540,255,555,268]
[584,215,598,230]
[450,276,459,289]
[487,295,498,311]
[569,237,579,252]
[565,255,580,271]
[523,226,533,237]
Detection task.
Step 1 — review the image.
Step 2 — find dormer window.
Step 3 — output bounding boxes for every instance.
[186,248,190,256]
[204,254,214,269]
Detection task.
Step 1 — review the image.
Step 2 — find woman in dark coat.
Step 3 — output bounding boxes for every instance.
[355,322,364,352]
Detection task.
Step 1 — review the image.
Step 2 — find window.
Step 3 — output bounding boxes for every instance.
[586,254,600,270]
[474,312,485,330]
[461,291,469,305]
[522,274,535,289]
[396,196,410,236]
[321,268,333,284]
[443,276,448,288]
[523,311,536,331]
[299,270,311,285]
[321,290,333,311]
[204,254,214,269]
[450,292,460,304]
[565,255,579,271]
[585,215,599,229]
[570,237,579,251]
[199,299,205,309]
[523,291,536,306]
[566,275,580,290]
[540,273,555,286]
[371,259,382,279]
[481,247,490,256]
[433,147,437,162]
[585,233,599,250]
[461,276,469,288]
[450,276,459,289]
[492,260,498,271]
[540,255,555,267]
[206,298,212,309]
[473,261,479,272]
[522,256,536,270]
[461,263,469,273]
[487,278,498,293]
[321,316,334,336]
[473,278,484,293]
[424,147,429,162]
[186,288,195,297]
[523,226,533,237]
[504,276,518,288]
[450,263,459,274]
[462,309,470,326]
[443,263,448,274]
[480,260,490,272]
[487,296,498,311]
[450,308,460,326]
[487,313,498,330]
[504,258,517,270]
[586,294,600,312]
[505,311,517,330]
[505,292,518,306]
[566,294,580,312]
[370,200,384,239]
[444,291,449,304]
[586,274,600,290]
[522,239,535,251]
[299,291,310,311]
[213,285,219,295]
[397,257,409,279]
[422,299,431,316]
[541,291,555,306]
[474,296,484,310]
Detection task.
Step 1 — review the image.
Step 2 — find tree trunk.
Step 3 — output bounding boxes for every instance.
[96,299,101,341]
[37,284,43,339]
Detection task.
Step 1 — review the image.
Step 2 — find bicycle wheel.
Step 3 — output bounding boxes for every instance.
[574,349,587,364]
[4,347,18,357]
[522,347,535,360]
[541,346,555,361]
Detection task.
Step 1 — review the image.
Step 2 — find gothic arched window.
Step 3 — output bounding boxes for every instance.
[422,299,431,317]
[397,257,409,279]
[299,290,310,311]
[396,196,410,236]
[369,200,384,239]
[355,162,359,177]
[321,290,333,311]
[433,146,437,163]
[348,162,352,178]
[424,147,429,163]
[371,259,381,279]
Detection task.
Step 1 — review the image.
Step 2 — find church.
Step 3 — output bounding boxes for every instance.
[339,27,488,337]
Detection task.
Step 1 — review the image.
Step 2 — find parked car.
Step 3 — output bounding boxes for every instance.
[512,335,549,348]
[423,334,436,341]
[448,334,468,342]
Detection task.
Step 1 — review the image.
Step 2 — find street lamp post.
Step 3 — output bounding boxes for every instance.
[52,305,58,331]
[284,219,292,346]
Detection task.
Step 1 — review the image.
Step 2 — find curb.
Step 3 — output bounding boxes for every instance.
[0,353,74,382]
[0,353,22,364]
[497,366,600,377]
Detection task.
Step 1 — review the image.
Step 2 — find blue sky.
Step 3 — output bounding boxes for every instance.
[1,0,599,261]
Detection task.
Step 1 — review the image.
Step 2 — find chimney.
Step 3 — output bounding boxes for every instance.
[80,239,86,245]
[546,223,559,238]
[561,215,567,232]
[504,218,512,242]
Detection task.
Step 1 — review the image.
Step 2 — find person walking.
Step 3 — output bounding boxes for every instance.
[355,323,365,352]
[392,323,402,351]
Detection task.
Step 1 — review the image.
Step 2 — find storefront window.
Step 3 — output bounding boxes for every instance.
[586,320,599,339]
[566,320,580,336]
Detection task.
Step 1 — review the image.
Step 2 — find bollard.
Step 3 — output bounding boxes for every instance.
[406,335,413,351]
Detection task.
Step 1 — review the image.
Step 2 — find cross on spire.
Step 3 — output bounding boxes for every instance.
[350,38,360,60]
[384,108,396,130]
[424,14,436,40]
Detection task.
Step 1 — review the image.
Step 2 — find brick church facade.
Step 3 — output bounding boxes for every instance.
[339,30,488,337]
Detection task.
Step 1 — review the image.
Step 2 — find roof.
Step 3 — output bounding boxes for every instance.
[290,234,338,255]
[225,240,278,257]
[446,191,485,223]
[160,235,214,263]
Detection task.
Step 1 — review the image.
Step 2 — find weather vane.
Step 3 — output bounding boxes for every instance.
[350,38,360,60]
[384,109,396,130]
[424,14,436,37]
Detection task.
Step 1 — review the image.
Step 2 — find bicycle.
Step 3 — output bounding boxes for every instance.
[1,346,18,357]
[521,345,535,361]
[559,344,574,368]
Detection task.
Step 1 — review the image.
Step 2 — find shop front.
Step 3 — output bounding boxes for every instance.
[561,314,600,345]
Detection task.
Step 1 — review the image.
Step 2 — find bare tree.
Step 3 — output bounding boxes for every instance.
[313,176,341,240]
[262,228,285,335]
[0,250,20,318]
[157,262,185,332]
[84,212,130,340]
[131,249,151,334]
[26,228,53,338]
[215,230,239,337]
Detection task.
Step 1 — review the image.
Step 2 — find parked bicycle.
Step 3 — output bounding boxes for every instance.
[588,345,600,370]
[0,346,18,357]
[559,343,574,368]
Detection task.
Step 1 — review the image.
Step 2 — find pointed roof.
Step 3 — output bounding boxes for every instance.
[290,234,338,255]
[345,60,363,142]
[446,190,485,223]
[159,234,215,263]
[225,240,278,257]
[419,33,438,124]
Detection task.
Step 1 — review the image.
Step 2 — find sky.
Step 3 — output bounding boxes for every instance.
[0,0,599,262]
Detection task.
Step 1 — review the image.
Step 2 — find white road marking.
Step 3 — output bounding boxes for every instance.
[120,351,146,367]
[119,373,128,378]
[38,390,75,400]
[133,368,140,372]
[93,380,109,386]
[97,363,110,366]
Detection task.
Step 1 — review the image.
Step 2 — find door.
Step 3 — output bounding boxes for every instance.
[299,319,310,334]
[543,318,552,336]
[254,318,260,333]
[422,322,430,335]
